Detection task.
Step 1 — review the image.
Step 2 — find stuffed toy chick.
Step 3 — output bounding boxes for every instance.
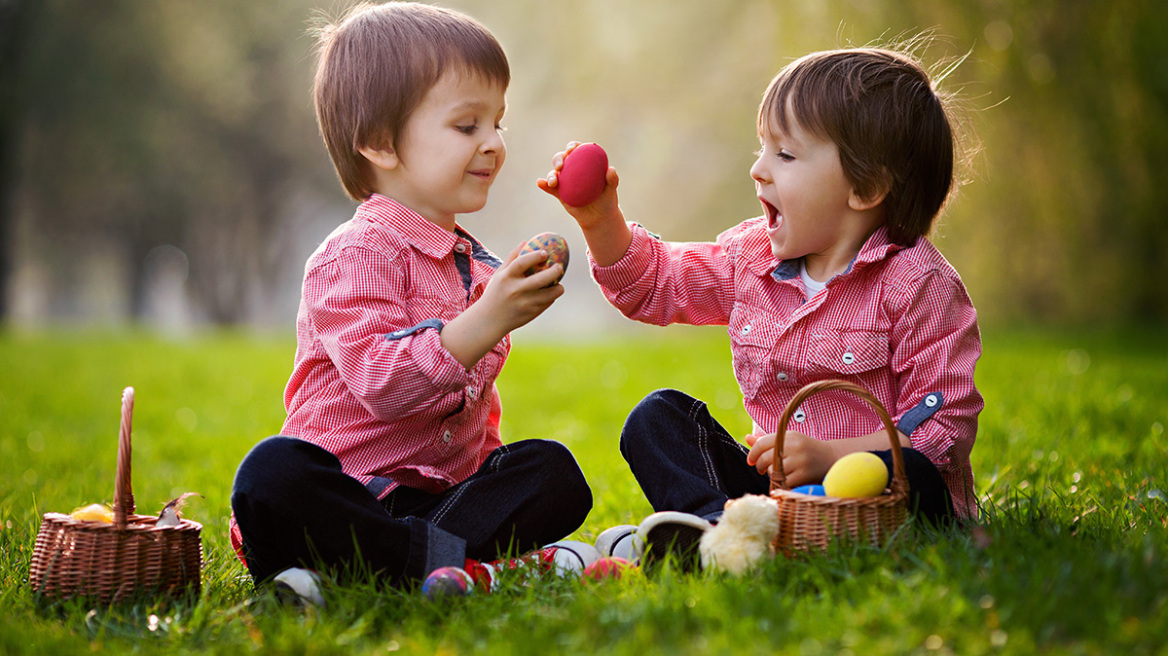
[699,494,780,575]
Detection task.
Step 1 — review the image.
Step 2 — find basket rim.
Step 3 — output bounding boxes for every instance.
[40,511,204,533]
[768,379,910,501]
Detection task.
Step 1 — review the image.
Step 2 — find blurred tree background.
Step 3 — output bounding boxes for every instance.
[2,0,1165,333]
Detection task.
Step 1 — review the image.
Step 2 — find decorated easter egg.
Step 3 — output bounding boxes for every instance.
[70,503,114,523]
[557,142,608,207]
[518,232,569,282]
[422,566,473,600]
[822,452,889,498]
[791,484,826,496]
[581,557,631,582]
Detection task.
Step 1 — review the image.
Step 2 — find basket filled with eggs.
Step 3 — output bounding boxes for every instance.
[768,379,910,555]
[28,387,202,603]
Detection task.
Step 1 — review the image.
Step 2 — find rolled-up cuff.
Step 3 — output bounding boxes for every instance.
[403,517,466,582]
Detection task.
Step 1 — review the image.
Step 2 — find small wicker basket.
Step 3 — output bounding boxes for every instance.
[28,387,203,603]
[769,379,910,555]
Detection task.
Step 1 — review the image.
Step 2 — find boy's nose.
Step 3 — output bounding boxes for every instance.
[481,130,504,154]
[749,157,769,184]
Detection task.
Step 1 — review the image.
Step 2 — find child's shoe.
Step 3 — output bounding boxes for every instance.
[636,511,712,573]
[460,540,602,591]
[272,567,326,608]
[594,524,642,562]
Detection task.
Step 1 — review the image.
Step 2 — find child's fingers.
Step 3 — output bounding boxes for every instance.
[525,263,565,289]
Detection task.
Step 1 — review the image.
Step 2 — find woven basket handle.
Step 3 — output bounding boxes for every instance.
[113,386,136,529]
[767,379,909,499]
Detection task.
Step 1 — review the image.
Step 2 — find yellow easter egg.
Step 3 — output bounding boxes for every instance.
[822,452,889,498]
[70,503,114,523]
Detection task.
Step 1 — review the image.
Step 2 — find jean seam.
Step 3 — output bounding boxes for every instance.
[688,396,723,494]
[431,443,508,525]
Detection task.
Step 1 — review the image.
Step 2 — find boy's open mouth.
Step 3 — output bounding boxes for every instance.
[761,198,782,230]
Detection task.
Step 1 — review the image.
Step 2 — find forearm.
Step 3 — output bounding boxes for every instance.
[580,209,633,267]
[439,303,509,371]
[827,428,911,459]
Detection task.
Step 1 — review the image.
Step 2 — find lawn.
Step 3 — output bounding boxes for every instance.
[1,325,1166,655]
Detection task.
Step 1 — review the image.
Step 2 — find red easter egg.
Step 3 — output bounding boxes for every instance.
[580,556,630,582]
[518,232,570,282]
[557,143,608,207]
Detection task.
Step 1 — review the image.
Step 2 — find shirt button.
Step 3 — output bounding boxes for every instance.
[793,409,806,423]
[442,430,453,444]
[925,394,939,407]
[741,324,751,336]
[454,243,468,254]
[841,352,855,365]
[467,386,478,400]
[776,372,789,382]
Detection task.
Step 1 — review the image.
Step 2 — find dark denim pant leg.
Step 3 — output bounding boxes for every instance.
[231,436,466,585]
[870,447,956,527]
[620,389,770,520]
[381,439,592,561]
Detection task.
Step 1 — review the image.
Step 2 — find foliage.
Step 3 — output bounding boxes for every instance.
[1,326,1167,654]
[5,1,1168,327]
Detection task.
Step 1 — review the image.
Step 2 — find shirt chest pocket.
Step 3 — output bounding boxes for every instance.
[728,305,778,400]
[809,329,889,376]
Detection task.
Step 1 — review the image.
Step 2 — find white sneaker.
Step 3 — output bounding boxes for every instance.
[636,511,712,573]
[273,567,325,608]
[594,524,642,561]
[541,540,601,576]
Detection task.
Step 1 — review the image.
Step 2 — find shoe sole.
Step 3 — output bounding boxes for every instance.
[637,513,711,573]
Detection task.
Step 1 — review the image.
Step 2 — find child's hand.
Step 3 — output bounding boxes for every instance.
[537,141,621,231]
[439,244,563,370]
[480,244,565,330]
[746,430,838,488]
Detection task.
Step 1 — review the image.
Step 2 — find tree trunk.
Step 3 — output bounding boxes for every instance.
[0,0,34,319]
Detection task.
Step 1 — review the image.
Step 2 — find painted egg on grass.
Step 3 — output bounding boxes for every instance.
[581,557,631,582]
[421,566,473,600]
[518,232,569,283]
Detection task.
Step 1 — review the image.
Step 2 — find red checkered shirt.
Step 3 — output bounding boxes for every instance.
[229,195,509,560]
[283,194,509,495]
[591,219,983,517]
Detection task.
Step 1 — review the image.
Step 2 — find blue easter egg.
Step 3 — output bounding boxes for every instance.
[791,484,826,496]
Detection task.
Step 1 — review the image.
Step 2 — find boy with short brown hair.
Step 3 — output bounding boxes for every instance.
[231,2,593,597]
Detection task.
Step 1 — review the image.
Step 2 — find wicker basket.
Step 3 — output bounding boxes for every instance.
[28,387,203,603]
[769,379,910,555]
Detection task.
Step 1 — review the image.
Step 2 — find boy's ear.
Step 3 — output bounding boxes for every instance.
[848,169,891,211]
[358,146,400,171]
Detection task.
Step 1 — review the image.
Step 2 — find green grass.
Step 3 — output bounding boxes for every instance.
[2,325,1167,654]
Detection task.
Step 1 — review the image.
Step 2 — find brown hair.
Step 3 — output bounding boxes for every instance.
[313,2,510,200]
[758,46,960,245]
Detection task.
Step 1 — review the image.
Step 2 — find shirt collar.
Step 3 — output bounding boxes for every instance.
[358,194,462,259]
[755,224,906,282]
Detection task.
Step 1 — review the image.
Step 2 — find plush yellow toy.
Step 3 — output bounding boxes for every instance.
[698,494,779,575]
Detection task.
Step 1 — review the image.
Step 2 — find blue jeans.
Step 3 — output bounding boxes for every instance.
[231,436,592,585]
[620,389,954,525]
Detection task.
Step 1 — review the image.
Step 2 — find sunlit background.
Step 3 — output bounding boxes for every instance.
[2,0,1164,337]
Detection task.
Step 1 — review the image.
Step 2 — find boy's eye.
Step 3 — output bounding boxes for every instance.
[778,150,795,162]
[456,124,478,135]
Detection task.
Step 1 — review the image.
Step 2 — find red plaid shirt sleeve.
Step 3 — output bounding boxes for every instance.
[307,246,471,417]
